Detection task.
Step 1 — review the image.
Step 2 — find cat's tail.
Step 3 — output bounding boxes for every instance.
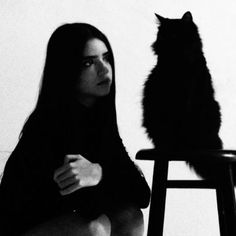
[186,145,236,185]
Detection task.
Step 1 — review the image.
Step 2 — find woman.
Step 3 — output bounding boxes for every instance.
[0,23,150,235]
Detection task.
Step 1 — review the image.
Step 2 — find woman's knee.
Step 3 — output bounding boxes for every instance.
[110,205,144,236]
[88,214,111,236]
[22,213,111,236]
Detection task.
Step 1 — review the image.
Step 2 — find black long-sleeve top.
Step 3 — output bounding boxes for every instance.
[0,103,150,235]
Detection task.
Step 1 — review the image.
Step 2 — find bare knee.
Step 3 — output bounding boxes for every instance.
[22,213,111,236]
[88,214,111,236]
[111,206,144,236]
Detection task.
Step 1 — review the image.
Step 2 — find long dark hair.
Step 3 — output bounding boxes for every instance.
[21,23,117,136]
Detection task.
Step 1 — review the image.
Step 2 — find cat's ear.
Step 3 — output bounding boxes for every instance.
[155,13,165,24]
[182,11,193,22]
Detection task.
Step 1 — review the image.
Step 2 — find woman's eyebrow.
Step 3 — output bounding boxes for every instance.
[103,51,109,57]
[82,51,109,60]
[82,55,97,60]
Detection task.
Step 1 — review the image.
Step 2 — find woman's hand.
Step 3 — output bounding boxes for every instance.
[53,154,102,195]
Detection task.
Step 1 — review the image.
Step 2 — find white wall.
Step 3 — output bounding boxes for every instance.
[1,1,236,235]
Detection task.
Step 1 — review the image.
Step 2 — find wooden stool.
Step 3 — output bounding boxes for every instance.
[136,149,236,236]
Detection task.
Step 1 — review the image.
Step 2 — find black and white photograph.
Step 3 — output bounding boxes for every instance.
[0,1,236,235]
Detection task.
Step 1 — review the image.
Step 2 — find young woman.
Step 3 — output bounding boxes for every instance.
[0,23,150,235]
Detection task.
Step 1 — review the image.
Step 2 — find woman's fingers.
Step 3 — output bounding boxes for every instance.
[54,165,77,183]
[58,175,78,189]
[53,163,72,180]
[64,154,84,163]
[60,182,82,195]
[53,154,102,195]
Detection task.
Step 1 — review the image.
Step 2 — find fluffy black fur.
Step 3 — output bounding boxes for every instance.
[142,11,224,179]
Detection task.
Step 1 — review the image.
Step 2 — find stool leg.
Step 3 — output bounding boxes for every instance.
[147,160,169,236]
[216,185,227,236]
[221,164,236,236]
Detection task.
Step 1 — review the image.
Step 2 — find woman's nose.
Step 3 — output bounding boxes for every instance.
[97,60,109,76]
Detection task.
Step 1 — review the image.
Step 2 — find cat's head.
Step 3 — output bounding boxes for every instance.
[152,11,202,56]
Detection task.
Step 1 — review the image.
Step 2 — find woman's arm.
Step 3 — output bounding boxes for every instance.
[98,133,151,209]
[0,124,62,217]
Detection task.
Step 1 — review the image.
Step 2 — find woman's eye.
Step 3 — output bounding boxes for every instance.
[82,59,94,67]
[103,54,110,63]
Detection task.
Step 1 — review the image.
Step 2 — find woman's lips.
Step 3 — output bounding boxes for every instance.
[97,79,111,85]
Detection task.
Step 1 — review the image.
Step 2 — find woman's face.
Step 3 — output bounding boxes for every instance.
[76,38,113,107]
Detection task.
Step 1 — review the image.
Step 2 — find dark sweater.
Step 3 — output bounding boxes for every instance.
[0,103,150,235]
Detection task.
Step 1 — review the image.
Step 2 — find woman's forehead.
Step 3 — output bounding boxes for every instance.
[83,38,109,57]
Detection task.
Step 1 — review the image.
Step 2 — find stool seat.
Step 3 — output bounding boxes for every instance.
[136,149,236,162]
[136,149,236,236]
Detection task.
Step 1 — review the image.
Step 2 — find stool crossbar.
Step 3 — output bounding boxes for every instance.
[136,149,236,236]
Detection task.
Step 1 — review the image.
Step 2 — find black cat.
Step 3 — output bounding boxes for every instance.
[142,11,223,180]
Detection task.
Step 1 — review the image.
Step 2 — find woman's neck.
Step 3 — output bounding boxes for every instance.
[77,95,97,108]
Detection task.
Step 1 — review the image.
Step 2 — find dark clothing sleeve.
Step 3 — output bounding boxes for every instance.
[61,133,151,220]
[59,132,151,219]
[0,128,62,234]
[97,134,150,209]
[0,113,150,234]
